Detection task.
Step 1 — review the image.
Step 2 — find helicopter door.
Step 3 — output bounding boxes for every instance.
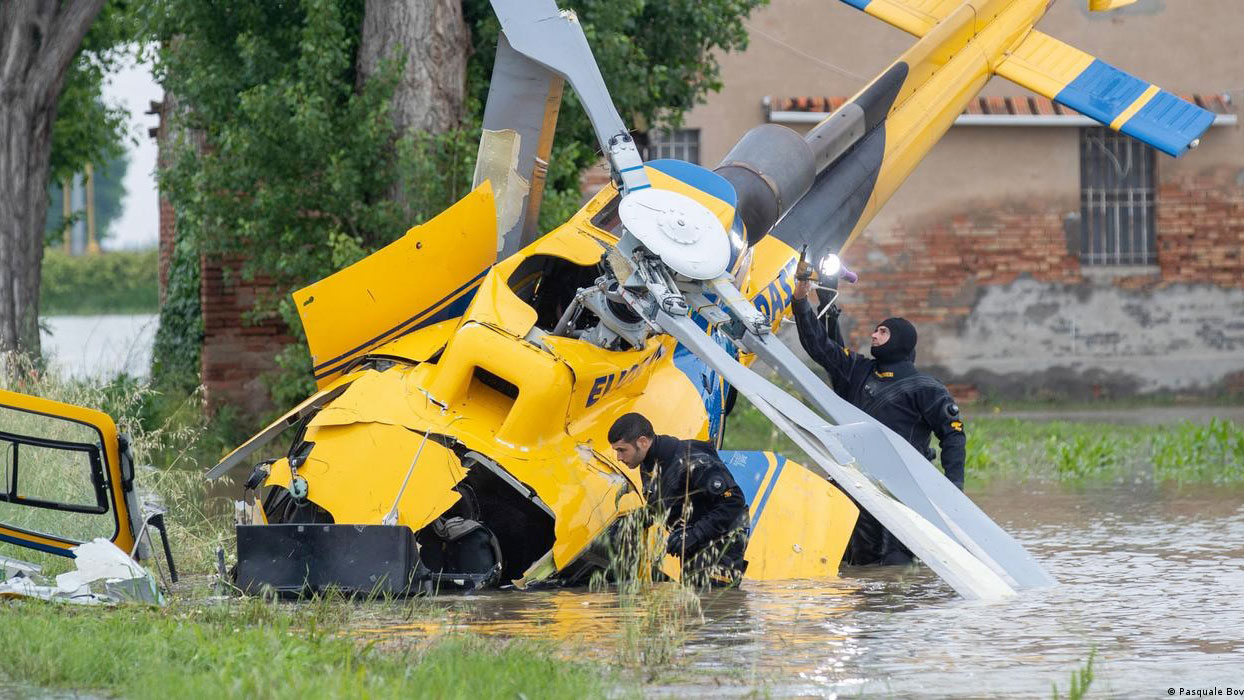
[0,389,136,561]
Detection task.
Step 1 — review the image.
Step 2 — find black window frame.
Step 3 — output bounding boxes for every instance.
[0,429,110,515]
[1078,127,1158,267]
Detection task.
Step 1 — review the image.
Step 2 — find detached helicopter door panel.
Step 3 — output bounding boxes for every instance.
[0,389,134,560]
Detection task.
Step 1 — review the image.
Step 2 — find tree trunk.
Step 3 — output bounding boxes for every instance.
[357,0,470,135]
[0,1,106,359]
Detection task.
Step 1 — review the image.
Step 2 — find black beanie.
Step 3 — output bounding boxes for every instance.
[871,317,917,363]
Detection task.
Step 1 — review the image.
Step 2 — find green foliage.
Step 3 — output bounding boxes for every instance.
[39,248,157,315]
[45,153,130,247]
[731,404,1244,487]
[1150,418,1244,485]
[150,0,766,412]
[150,234,203,394]
[48,3,138,187]
[723,398,806,461]
[464,0,767,226]
[152,0,409,286]
[1052,649,1096,700]
[963,438,996,476]
[1044,433,1123,481]
[0,602,612,699]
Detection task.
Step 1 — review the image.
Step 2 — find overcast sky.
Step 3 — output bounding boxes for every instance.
[100,53,161,251]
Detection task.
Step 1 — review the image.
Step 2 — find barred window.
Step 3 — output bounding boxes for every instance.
[1079,127,1156,266]
[646,128,700,165]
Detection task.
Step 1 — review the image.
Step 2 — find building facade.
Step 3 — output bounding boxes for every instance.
[658,0,1243,399]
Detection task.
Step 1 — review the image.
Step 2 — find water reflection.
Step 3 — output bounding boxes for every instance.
[363,485,1244,697]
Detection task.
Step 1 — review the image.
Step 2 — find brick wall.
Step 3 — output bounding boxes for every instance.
[835,167,1244,398]
[153,95,294,417]
[157,196,175,301]
[1155,167,1244,287]
[199,256,294,416]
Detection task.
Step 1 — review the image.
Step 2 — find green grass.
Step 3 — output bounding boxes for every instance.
[1151,418,1244,486]
[722,398,809,463]
[1052,649,1096,700]
[967,417,1244,487]
[41,248,159,316]
[0,595,615,699]
[724,402,1244,488]
[975,392,1244,412]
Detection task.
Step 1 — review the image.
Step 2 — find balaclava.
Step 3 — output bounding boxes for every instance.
[871,316,917,364]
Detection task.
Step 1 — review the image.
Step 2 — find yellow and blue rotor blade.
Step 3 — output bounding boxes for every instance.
[996,30,1215,157]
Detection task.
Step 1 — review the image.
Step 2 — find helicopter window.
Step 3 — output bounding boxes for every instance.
[588,193,621,234]
[507,254,602,331]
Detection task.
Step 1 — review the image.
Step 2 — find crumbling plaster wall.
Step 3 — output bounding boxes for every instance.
[833,168,1244,399]
[926,279,1244,397]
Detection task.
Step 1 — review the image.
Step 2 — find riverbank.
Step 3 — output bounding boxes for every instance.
[726,398,1244,488]
[3,369,1243,698]
[0,595,618,700]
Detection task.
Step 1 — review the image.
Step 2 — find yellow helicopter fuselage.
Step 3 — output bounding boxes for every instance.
[247,162,857,589]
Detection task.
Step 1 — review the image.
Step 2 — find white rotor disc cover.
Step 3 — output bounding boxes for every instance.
[618,188,731,280]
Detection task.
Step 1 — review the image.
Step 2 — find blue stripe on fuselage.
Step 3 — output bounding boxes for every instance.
[648,159,737,208]
[721,450,788,531]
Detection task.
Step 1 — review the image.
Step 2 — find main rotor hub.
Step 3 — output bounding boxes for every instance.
[618,188,730,280]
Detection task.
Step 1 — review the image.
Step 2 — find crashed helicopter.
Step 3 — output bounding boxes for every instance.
[205,0,1215,600]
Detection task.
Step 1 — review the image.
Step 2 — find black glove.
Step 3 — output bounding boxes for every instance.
[666,524,703,557]
[666,528,686,556]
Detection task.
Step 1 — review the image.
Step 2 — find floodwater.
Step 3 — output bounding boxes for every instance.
[363,483,1244,698]
[39,314,157,379]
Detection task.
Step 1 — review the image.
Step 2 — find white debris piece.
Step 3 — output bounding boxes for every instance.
[0,538,163,605]
[1,554,41,580]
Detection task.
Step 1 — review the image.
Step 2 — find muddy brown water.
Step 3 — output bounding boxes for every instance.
[362,483,1244,698]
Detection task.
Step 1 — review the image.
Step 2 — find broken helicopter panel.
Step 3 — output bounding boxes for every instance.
[0,388,177,596]
[208,0,1213,600]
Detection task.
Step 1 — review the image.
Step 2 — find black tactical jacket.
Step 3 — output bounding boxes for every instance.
[791,297,966,489]
[640,435,749,564]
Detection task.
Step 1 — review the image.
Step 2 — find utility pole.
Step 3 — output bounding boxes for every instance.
[62,177,71,253]
[70,173,86,255]
[85,162,99,254]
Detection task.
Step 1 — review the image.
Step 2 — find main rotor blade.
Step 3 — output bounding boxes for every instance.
[476,32,565,259]
[654,310,1016,601]
[703,279,1056,590]
[489,0,629,160]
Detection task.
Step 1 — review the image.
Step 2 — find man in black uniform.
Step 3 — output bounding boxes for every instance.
[791,279,965,565]
[608,413,749,585]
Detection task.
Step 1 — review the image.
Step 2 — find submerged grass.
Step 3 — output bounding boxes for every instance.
[0,595,613,699]
[727,400,1244,488]
[1051,649,1096,700]
[967,417,1244,488]
[1150,418,1244,486]
[590,510,705,669]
